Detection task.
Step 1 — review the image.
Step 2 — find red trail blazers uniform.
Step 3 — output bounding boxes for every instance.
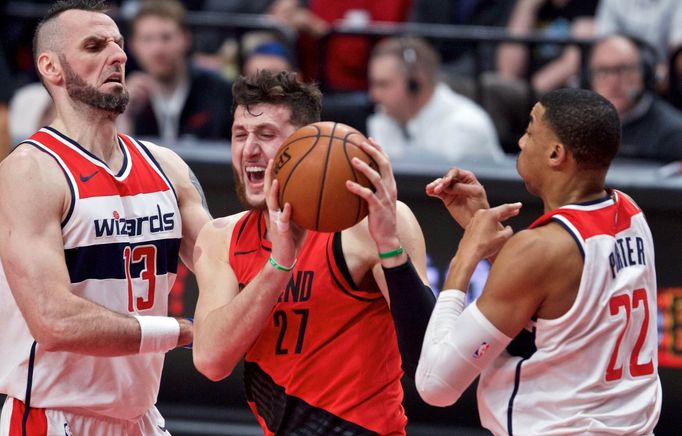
[230,210,406,435]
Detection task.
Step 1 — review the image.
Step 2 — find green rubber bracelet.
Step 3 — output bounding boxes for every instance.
[378,246,405,259]
[268,255,297,272]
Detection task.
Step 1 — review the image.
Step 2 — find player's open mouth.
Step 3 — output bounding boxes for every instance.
[246,166,266,183]
[104,75,122,84]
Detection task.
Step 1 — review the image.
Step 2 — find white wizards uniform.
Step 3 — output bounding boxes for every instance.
[478,191,661,435]
[0,127,182,421]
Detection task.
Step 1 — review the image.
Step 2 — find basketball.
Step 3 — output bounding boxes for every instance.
[272,121,378,232]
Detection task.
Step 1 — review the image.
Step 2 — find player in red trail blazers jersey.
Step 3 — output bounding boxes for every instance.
[192,71,436,435]
[0,1,211,434]
[418,88,661,435]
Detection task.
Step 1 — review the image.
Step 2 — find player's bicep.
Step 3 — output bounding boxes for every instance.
[476,231,549,338]
[193,218,240,324]
[0,151,72,334]
[144,143,212,270]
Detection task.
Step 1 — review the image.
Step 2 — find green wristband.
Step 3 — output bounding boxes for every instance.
[268,255,297,272]
[378,246,405,259]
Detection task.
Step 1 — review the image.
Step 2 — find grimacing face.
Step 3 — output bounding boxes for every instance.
[62,54,129,113]
[51,10,129,113]
[231,103,298,209]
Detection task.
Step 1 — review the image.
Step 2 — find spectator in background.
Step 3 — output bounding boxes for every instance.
[497,0,597,93]
[296,0,412,92]
[409,0,514,77]
[367,37,503,163]
[120,0,233,144]
[0,46,13,160]
[666,45,682,110]
[242,40,294,76]
[590,34,682,163]
[595,0,682,81]
[483,0,597,153]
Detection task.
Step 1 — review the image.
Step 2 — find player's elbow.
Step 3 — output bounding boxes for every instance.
[415,366,460,407]
[193,349,234,381]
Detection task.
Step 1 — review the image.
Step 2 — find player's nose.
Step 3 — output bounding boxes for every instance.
[108,42,127,66]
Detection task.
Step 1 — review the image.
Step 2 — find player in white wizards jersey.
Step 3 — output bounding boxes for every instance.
[0,1,211,434]
[418,88,661,435]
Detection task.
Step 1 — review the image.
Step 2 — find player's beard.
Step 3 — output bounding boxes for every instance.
[233,166,266,211]
[61,56,129,114]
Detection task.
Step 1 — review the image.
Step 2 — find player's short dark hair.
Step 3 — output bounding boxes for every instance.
[539,88,621,169]
[232,71,322,128]
[33,0,109,63]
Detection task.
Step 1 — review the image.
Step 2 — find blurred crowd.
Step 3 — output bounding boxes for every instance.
[2,0,682,167]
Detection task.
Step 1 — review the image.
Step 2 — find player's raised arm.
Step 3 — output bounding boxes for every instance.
[193,161,306,380]
[347,138,435,379]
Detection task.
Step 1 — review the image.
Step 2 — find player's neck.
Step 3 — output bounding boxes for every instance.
[543,180,607,212]
[50,108,122,166]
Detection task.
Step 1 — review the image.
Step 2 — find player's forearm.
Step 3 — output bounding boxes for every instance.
[194,266,291,381]
[32,297,144,356]
[443,250,481,291]
[416,295,511,407]
[383,258,436,379]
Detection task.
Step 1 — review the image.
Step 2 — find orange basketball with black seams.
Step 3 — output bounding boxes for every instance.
[273,122,377,232]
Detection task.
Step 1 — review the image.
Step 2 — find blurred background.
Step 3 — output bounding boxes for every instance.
[1,1,681,434]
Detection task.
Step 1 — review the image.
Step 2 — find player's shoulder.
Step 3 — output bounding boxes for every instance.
[0,143,68,215]
[197,212,249,247]
[0,143,64,185]
[498,222,579,271]
[138,139,185,168]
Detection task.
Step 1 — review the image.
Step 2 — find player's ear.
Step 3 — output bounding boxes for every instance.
[38,51,62,86]
[548,142,568,167]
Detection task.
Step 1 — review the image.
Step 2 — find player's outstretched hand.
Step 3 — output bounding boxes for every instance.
[457,202,522,262]
[346,138,401,254]
[426,167,489,229]
[264,159,306,269]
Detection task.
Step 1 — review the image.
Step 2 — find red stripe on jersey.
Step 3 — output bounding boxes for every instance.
[9,398,47,436]
[29,130,170,198]
[530,191,641,240]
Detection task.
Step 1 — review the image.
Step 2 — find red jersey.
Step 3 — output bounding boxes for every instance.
[229,211,406,435]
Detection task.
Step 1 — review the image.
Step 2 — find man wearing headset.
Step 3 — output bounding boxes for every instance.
[589,34,682,163]
[367,36,503,163]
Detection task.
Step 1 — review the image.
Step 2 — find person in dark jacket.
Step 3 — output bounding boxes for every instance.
[120,0,232,144]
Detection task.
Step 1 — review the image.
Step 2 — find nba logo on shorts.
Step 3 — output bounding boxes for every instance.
[63,422,73,436]
[473,342,490,359]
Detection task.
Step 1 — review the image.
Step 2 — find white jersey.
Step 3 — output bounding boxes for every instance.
[0,128,182,421]
[478,191,661,435]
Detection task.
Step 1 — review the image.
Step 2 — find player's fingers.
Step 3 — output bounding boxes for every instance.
[357,139,395,181]
[490,202,522,222]
[265,160,282,211]
[346,180,379,206]
[351,156,385,192]
[500,225,514,240]
[448,182,484,197]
